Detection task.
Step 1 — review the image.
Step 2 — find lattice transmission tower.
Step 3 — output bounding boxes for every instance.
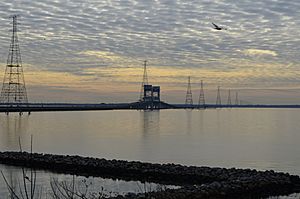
[216,86,221,106]
[0,15,28,105]
[198,80,205,108]
[139,60,148,101]
[227,89,232,106]
[235,92,239,105]
[185,76,193,105]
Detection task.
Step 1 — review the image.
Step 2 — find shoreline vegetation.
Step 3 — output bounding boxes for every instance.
[0,151,300,198]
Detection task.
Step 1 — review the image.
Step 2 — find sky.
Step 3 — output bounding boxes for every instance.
[0,0,299,104]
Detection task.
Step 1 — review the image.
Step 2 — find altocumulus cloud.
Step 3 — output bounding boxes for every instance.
[241,49,278,57]
[0,0,299,103]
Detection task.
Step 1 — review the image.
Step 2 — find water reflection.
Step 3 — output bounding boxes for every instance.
[0,110,300,198]
[0,110,300,176]
[197,109,204,133]
[185,110,192,135]
[138,110,161,160]
[0,164,178,198]
[140,110,160,137]
[0,165,21,198]
[0,114,29,151]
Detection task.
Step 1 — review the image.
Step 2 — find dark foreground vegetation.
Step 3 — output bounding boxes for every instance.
[0,151,300,198]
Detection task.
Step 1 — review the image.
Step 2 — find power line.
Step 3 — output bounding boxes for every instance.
[139,60,148,101]
[185,76,193,105]
[216,86,221,107]
[0,15,28,105]
[235,92,239,105]
[227,89,232,106]
[198,80,205,108]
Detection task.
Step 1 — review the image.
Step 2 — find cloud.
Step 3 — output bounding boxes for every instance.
[0,0,299,103]
[78,50,138,66]
[240,49,278,57]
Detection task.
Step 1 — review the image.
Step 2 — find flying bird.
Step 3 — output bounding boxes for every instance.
[212,22,227,30]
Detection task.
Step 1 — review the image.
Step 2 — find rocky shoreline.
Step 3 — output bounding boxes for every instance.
[0,151,299,198]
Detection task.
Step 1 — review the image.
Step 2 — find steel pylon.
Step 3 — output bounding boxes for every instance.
[0,15,28,105]
[235,92,239,105]
[198,80,205,108]
[216,86,221,106]
[185,76,193,105]
[227,89,232,106]
[139,60,148,101]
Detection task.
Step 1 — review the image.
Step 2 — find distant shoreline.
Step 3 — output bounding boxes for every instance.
[0,151,299,198]
[1,102,300,113]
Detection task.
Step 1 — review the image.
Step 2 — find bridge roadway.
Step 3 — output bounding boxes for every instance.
[0,102,300,113]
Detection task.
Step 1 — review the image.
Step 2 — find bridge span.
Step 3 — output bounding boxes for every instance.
[1,102,300,114]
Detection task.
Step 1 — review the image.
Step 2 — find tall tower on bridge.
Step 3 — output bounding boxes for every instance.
[185,76,193,105]
[198,80,205,108]
[0,15,28,104]
[227,89,232,106]
[139,60,149,101]
[216,86,221,106]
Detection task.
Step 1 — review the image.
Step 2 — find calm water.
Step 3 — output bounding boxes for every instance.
[0,109,300,197]
[0,164,174,198]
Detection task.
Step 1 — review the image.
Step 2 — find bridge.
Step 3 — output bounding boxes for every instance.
[1,102,300,114]
[0,101,174,114]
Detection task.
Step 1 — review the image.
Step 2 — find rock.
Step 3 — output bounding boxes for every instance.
[0,151,299,199]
